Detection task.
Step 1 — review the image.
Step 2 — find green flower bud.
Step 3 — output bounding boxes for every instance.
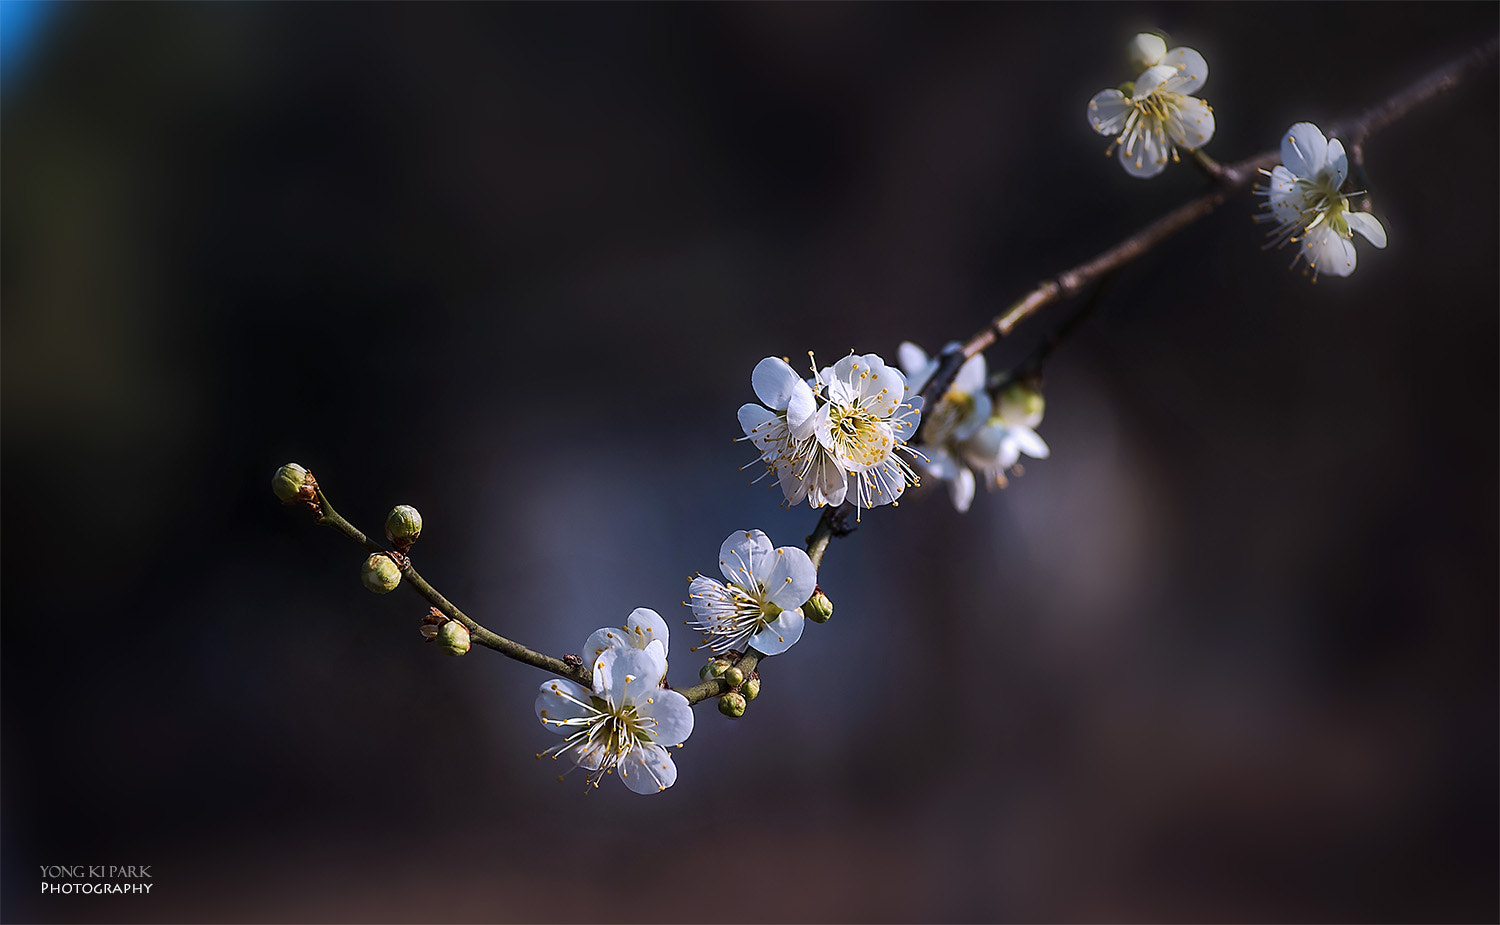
[360,553,401,593]
[742,675,761,701]
[997,382,1045,429]
[436,620,470,656]
[700,658,732,682]
[722,666,745,688]
[718,691,747,718]
[272,463,314,503]
[385,505,423,548]
[804,588,834,623]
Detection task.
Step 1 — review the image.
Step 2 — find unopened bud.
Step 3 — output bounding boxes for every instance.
[385,505,423,548]
[722,666,745,688]
[436,621,470,656]
[997,382,1045,428]
[361,553,401,593]
[700,658,732,682]
[742,675,761,701]
[804,588,834,623]
[718,691,747,718]
[272,463,314,503]
[1127,32,1167,73]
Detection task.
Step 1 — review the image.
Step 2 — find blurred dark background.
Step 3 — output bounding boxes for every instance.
[3,3,1496,922]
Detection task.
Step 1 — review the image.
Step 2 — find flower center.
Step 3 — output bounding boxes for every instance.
[925,388,976,444]
[828,404,891,467]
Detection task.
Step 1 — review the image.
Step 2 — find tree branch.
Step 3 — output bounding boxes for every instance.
[909,36,1498,417]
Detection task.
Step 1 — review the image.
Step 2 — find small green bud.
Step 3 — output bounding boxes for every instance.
[804,588,834,623]
[436,620,470,656]
[700,658,732,681]
[272,463,314,503]
[742,675,761,701]
[385,505,423,548]
[722,666,745,688]
[997,382,1045,429]
[1127,32,1167,73]
[361,553,401,593]
[718,691,747,718]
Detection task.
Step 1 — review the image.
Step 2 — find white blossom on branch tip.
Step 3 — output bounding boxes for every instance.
[1088,35,1215,178]
[535,641,692,794]
[687,529,816,656]
[1255,121,1387,280]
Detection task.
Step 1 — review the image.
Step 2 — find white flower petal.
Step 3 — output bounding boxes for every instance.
[609,647,666,706]
[948,466,976,513]
[1128,33,1167,72]
[618,743,677,794]
[1266,166,1305,225]
[1345,211,1387,248]
[1087,89,1133,136]
[535,678,594,730]
[951,353,987,396]
[763,545,817,610]
[1302,225,1357,277]
[1281,122,1328,180]
[625,607,669,654]
[751,356,804,412]
[1119,128,1168,177]
[590,646,619,696]
[737,402,782,452]
[583,626,629,664]
[637,688,693,748]
[952,391,992,442]
[1009,426,1050,460]
[1132,65,1177,100]
[853,354,903,418]
[922,445,961,480]
[719,529,773,585]
[1166,95,1215,150]
[1158,47,1208,95]
[750,607,805,656]
[786,380,817,433]
[1325,138,1349,188]
[897,341,931,381]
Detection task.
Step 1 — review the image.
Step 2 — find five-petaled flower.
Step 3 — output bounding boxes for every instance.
[1255,121,1387,280]
[1088,34,1215,178]
[687,529,817,656]
[535,635,693,794]
[739,352,923,512]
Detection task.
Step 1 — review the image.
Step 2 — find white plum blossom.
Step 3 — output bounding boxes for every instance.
[1088,35,1215,178]
[810,353,924,511]
[739,352,923,512]
[738,356,848,508]
[1255,121,1387,280]
[687,529,816,656]
[583,607,670,682]
[535,636,693,794]
[898,341,993,512]
[962,384,1051,491]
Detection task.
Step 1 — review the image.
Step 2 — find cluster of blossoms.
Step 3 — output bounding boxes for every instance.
[898,343,1049,512]
[739,353,923,512]
[534,608,693,793]
[687,529,817,656]
[1087,35,1387,279]
[1256,121,1387,279]
[1088,33,1215,178]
